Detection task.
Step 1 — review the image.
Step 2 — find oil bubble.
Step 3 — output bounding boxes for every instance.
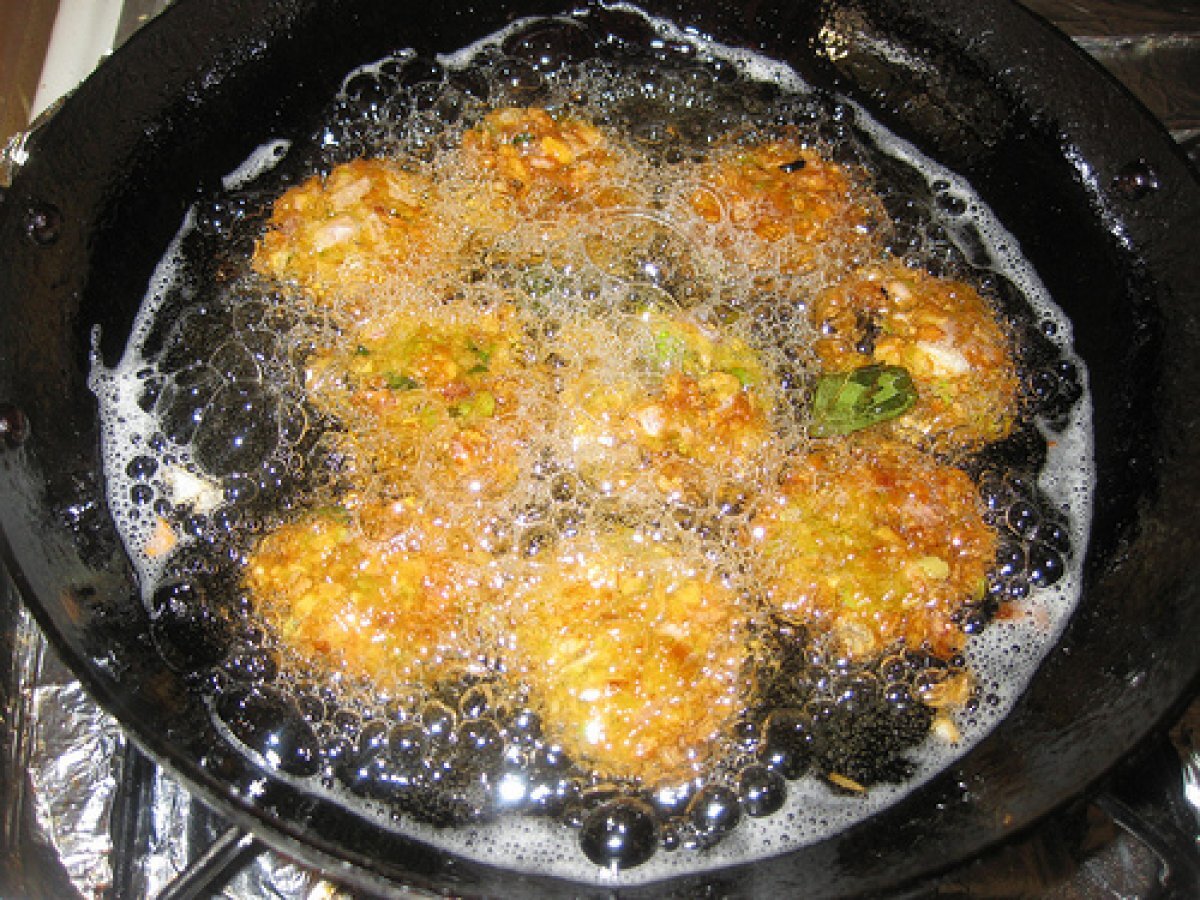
[1027,542,1065,587]
[649,781,693,819]
[422,700,457,743]
[24,201,62,245]
[209,340,263,381]
[193,382,281,477]
[158,366,221,445]
[502,20,593,73]
[738,764,787,817]
[389,721,430,768]
[760,708,812,780]
[222,643,280,684]
[455,718,505,772]
[150,579,232,672]
[125,455,159,481]
[395,57,445,88]
[495,59,544,96]
[216,687,321,777]
[579,798,659,869]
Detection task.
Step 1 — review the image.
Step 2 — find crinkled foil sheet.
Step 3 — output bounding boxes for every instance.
[1,570,336,899]
[26,664,122,894]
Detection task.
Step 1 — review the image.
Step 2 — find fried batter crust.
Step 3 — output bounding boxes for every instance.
[689,140,883,271]
[749,437,996,659]
[253,158,440,304]
[811,263,1019,451]
[561,313,776,502]
[304,305,545,499]
[461,107,627,215]
[507,529,750,782]
[246,503,488,686]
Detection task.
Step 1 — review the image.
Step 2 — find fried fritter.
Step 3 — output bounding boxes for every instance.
[560,312,777,502]
[506,527,750,782]
[688,141,882,272]
[305,305,549,499]
[748,437,996,659]
[461,107,627,216]
[810,263,1019,451]
[245,502,488,687]
[253,158,440,306]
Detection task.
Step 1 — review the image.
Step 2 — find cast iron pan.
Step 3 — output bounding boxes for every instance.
[1,0,1198,895]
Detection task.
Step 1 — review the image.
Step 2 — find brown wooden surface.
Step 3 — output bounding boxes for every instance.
[0,0,60,146]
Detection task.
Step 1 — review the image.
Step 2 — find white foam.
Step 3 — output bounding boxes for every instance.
[90,207,208,594]
[222,138,291,191]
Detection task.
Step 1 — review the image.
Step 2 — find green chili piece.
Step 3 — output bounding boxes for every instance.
[652,328,688,367]
[726,366,757,387]
[810,364,918,437]
[466,339,493,373]
[450,390,497,419]
[383,371,420,391]
[313,504,352,523]
[473,390,497,418]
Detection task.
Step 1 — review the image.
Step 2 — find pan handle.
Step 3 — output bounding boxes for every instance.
[1095,730,1200,900]
[1094,793,1199,899]
[154,824,260,900]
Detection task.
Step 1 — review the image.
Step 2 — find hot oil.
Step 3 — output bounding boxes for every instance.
[88,4,1093,885]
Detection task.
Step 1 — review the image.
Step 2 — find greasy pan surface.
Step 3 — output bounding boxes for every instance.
[0,0,1198,894]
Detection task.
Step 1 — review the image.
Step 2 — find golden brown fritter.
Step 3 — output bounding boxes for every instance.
[304,305,546,500]
[506,527,750,783]
[810,263,1019,451]
[460,107,627,216]
[688,140,883,272]
[559,313,777,502]
[748,437,996,660]
[245,502,488,687]
[252,157,440,306]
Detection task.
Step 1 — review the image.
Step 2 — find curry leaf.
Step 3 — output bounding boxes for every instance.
[727,365,757,387]
[810,365,918,437]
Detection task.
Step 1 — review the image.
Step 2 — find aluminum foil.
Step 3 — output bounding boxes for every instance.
[2,578,339,900]
[27,671,122,895]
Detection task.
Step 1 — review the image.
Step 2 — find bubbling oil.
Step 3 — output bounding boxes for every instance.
[89,4,1093,885]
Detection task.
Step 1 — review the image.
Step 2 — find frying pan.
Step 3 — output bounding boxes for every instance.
[1,0,1198,895]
